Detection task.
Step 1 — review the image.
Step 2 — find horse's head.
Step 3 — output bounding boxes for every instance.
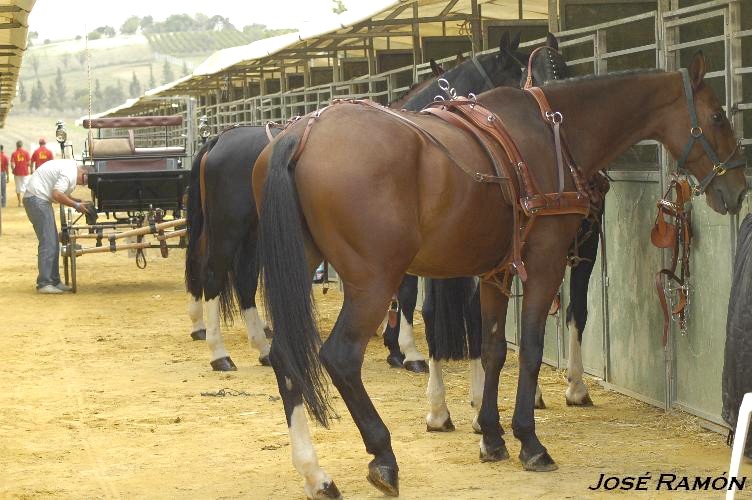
[661,52,747,214]
[471,31,527,89]
[520,33,569,88]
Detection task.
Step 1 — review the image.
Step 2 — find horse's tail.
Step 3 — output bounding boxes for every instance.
[424,277,479,360]
[184,137,219,298]
[258,134,332,427]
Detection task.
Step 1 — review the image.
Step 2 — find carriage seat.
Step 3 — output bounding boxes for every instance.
[88,130,135,158]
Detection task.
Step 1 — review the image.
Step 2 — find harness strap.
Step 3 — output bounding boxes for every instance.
[652,177,692,346]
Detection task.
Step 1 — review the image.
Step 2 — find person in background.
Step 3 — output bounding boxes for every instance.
[0,144,8,208]
[23,158,92,294]
[31,137,53,171]
[10,140,31,207]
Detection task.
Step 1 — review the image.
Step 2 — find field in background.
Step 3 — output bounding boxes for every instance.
[1,112,99,159]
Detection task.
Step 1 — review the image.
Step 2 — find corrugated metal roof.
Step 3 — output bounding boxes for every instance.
[90,0,549,118]
[0,0,34,127]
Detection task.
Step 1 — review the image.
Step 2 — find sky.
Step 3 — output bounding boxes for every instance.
[28,0,374,42]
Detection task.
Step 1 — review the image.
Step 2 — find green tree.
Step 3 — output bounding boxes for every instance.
[121,16,140,35]
[61,52,70,70]
[162,60,174,83]
[140,15,154,33]
[129,71,141,97]
[28,54,39,77]
[94,78,103,105]
[77,51,86,67]
[332,0,346,14]
[182,60,189,76]
[29,79,46,110]
[52,67,66,110]
[148,64,156,89]
[18,79,26,103]
[102,83,125,109]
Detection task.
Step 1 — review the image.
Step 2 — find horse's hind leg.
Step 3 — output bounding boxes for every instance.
[320,281,401,497]
[397,275,428,373]
[236,234,271,367]
[477,281,511,462]
[187,296,206,341]
[205,297,236,371]
[564,217,599,406]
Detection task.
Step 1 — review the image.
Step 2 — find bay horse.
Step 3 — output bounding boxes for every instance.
[184,32,527,371]
[254,51,746,497]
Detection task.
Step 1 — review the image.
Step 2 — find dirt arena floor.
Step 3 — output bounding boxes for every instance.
[0,186,749,499]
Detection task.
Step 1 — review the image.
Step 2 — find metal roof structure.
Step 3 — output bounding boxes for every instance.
[88,0,551,119]
[0,0,34,127]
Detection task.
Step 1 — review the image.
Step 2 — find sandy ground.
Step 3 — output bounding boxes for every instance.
[0,188,749,499]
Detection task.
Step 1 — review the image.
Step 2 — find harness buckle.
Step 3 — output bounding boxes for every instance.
[690,126,703,138]
[546,111,563,124]
[713,164,727,176]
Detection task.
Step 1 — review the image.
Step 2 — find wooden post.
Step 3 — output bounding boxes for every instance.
[548,0,559,33]
[367,28,377,98]
[470,0,482,54]
[412,2,422,82]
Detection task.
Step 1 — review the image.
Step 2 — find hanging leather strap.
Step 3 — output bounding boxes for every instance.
[652,177,692,347]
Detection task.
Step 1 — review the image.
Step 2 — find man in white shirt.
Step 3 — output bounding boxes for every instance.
[23,158,92,294]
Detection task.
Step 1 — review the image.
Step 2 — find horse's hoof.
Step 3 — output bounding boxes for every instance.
[190,329,206,341]
[534,396,546,410]
[566,393,593,406]
[386,353,405,368]
[264,326,273,338]
[403,360,429,373]
[520,450,558,472]
[427,414,455,432]
[480,442,509,462]
[258,355,271,367]
[210,356,237,371]
[307,481,342,500]
[366,464,399,497]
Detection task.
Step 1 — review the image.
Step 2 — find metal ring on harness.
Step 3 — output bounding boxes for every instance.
[546,111,563,124]
[136,248,147,269]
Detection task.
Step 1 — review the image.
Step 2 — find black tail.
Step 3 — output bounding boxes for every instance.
[423,277,481,360]
[258,134,332,427]
[185,137,219,299]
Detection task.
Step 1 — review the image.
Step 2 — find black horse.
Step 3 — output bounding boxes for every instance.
[183,41,512,371]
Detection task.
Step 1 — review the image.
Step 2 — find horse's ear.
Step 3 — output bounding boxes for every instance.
[511,32,521,51]
[499,31,511,52]
[429,58,444,77]
[689,51,706,90]
[546,32,559,51]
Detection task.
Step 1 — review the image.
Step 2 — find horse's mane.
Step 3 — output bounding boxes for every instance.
[546,68,664,86]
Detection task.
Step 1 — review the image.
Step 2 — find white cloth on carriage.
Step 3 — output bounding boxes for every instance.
[24,159,77,202]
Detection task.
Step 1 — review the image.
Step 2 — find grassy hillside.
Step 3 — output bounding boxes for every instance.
[147,30,253,55]
[18,34,208,116]
[0,113,90,161]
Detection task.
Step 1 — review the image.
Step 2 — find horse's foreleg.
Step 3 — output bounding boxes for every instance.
[319,283,400,497]
[466,281,484,432]
[513,225,574,472]
[477,281,510,462]
[397,275,428,373]
[565,217,599,406]
[205,297,236,371]
[187,295,206,341]
[242,306,271,366]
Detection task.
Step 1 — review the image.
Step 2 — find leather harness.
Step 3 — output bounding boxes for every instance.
[277,87,591,292]
[651,177,692,347]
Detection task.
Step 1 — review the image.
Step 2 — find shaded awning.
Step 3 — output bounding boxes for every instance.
[0,0,34,127]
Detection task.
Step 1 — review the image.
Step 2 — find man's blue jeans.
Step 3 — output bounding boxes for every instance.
[23,195,60,288]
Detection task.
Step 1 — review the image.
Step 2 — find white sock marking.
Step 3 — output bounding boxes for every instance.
[290,405,333,498]
[398,313,425,362]
[243,307,271,358]
[205,298,228,362]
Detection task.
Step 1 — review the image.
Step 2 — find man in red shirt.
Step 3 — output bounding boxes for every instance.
[0,144,8,208]
[11,140,31,207]
[31,138,53,172]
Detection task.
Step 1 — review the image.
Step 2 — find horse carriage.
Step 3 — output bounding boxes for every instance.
[58,115,190,292]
